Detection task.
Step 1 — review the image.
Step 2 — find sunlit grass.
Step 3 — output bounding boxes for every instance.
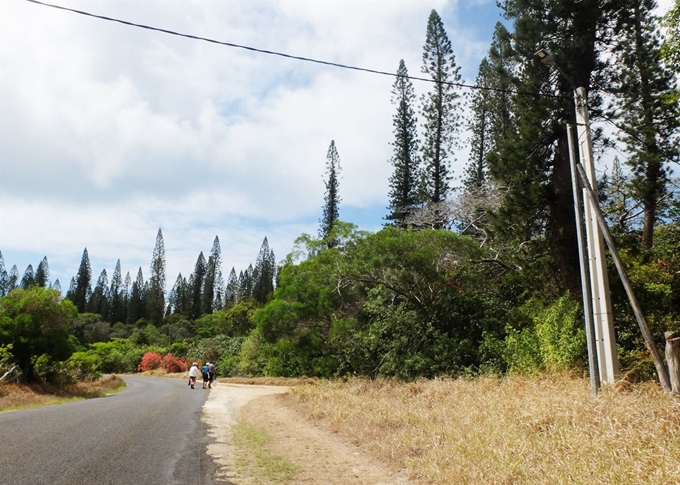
[286,374,680,484]
[0,374,126,412]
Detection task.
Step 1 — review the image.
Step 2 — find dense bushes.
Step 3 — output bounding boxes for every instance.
[2,222,676,385]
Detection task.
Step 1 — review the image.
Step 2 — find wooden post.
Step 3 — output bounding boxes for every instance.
[666,332,680,394]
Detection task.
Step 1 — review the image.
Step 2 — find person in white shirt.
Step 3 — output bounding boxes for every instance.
[188,362,200,389]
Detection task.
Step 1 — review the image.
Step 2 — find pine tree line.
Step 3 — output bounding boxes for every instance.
[0,230,278,326]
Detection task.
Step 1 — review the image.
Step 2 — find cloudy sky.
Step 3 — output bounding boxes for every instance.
[0,0,673,292]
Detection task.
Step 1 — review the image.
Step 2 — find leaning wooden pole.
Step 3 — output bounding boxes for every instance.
[666,332,680,394]
[575,163,672,394]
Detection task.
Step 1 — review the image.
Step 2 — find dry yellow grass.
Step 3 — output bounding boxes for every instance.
[285,374,680,484]
[0,375,126,412]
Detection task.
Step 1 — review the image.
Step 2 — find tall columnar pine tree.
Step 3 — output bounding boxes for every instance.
[8,265,19,292]
[147,228,166,324]
[461,23,517,238]
[69,248,92,312]
[109,259,126,324]
[89,269,109,317]
[386,60,421,228]
[35,256,49,288]
[202,236,222,315]
[610,0,680,248]
[319,140,341,247]
[128,267,146,324]
[0,251,7,297]
[20,265,35,289]
[225,268,239,307]
[189,252,206,320]
[238,265,255,301]
[168,273,186,315]
[253,237,276,304]
[486,0,608,293]
[420,9,462,228]
[53,279,62,294]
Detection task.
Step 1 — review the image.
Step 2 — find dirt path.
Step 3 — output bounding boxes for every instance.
[202,383,411,485]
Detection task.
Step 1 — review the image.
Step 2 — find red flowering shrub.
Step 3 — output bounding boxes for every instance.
[139,351,163,371]
[161,353,187,373]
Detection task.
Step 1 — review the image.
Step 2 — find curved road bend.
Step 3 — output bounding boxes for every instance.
[0,376,233,485]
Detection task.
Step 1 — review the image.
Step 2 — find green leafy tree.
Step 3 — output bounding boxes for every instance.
[386,60,421,228]
[146,229,166,324]
[420,9,462,227]
[319,140,341,247]
[0,287,77,382]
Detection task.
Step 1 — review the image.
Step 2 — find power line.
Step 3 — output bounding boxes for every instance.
[24,0,566,99]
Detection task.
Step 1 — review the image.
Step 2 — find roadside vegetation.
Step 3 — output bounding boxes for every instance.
[0,374,125,412]
[277,375,680,484]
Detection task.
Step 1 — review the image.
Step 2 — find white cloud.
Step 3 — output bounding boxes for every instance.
[0,0,495,289]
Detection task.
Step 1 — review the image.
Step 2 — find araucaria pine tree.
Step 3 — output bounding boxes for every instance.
[420,9,462,228]
[147,228,166,324]
[611,0,680,248]
[202,236,222,314]
[35,256,50,288]
[128,267,146,324]
[189,252,206,320]
[69,248,92,313]
[253,237,276,304]
[386,60,420,228]
[319,140,341,247]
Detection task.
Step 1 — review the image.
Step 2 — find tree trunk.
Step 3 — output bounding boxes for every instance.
[666,331,680,394]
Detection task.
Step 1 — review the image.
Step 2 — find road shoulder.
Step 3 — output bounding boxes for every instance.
[202,384,410,485]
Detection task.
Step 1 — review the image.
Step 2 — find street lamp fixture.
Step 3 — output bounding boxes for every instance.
[535,48,553,64]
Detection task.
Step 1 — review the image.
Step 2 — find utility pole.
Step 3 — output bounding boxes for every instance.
[573,87,620,384]
[535,49,620,385]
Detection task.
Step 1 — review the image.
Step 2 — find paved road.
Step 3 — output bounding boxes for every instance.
[0,376,232,485]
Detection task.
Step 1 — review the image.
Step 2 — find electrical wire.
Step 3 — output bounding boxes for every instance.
[24,0,566,99]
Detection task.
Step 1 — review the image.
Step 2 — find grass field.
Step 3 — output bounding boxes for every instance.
[285,374,680,484]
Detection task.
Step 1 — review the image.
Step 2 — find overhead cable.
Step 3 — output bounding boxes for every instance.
[25,0,566,99]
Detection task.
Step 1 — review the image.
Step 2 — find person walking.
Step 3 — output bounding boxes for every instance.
[201,362,210,389]
[188,362,199,389]
[207,361,216,389]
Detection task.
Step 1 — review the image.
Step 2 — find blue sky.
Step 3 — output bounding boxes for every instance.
[0,0,673,292]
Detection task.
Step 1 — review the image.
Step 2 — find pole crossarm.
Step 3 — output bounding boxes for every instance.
[574,163,672,394]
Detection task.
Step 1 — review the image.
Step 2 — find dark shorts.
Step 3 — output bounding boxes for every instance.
[209,373,215,383]
[189,376,196,382]
[202,373,210,382]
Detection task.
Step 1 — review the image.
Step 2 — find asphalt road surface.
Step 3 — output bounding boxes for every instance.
[0,376,233,485]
